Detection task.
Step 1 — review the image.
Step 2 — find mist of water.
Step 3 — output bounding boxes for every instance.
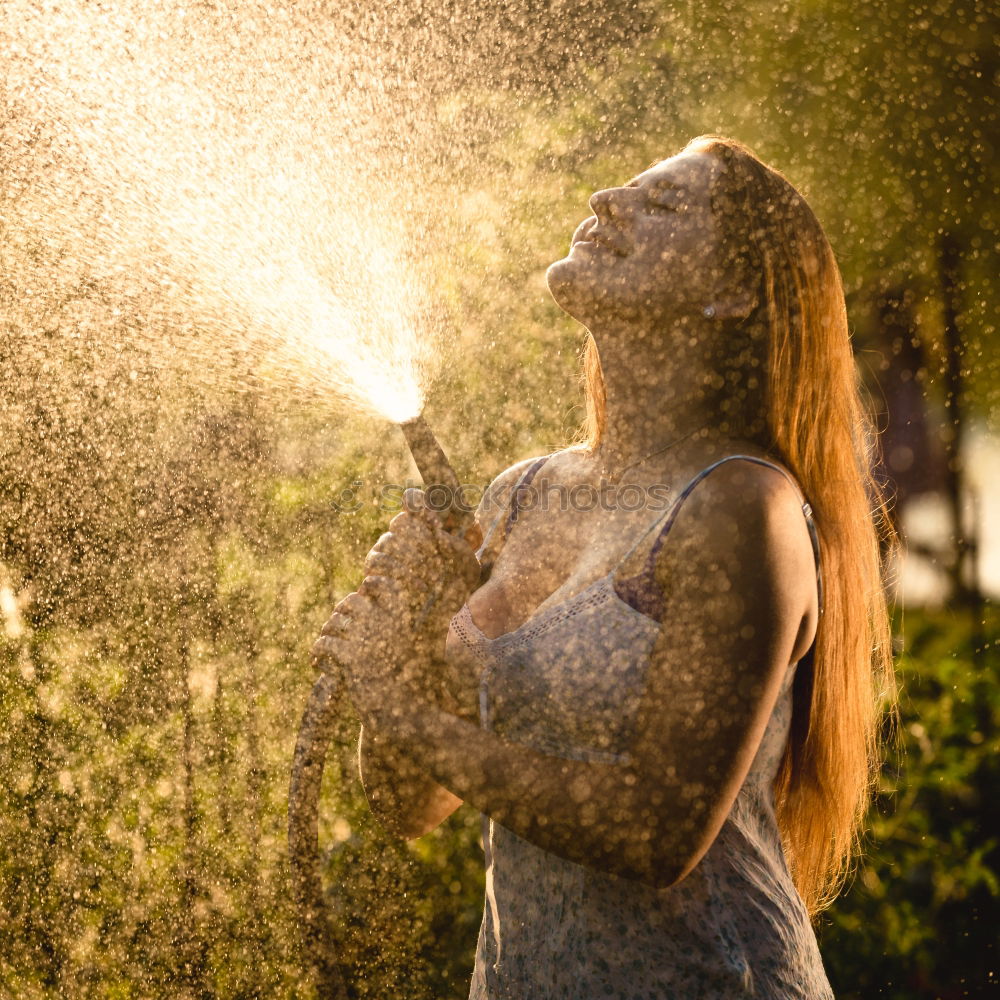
[4,0,457,423]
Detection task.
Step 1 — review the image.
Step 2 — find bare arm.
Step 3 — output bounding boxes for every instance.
[628,462,820,880]
[330,462,818,883]
[358,719,464,840]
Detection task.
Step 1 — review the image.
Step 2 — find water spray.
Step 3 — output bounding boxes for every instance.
[288,413,474,998]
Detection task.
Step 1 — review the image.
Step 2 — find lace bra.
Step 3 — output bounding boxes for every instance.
[471,451,823,636]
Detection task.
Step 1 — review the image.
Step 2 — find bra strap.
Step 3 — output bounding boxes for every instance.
[505,454,553,534]
[622,454,824,616]
[475,453,555,564]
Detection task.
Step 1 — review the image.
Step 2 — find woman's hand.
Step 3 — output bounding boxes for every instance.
[360,488,481,643]
[310,489,481,717]
[310,587,415,723]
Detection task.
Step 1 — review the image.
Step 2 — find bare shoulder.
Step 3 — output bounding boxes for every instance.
[685,454,806,517]
[474,447,579,523]
[653,456,816,603]
[473,447,578,560]
[690,456,806,518]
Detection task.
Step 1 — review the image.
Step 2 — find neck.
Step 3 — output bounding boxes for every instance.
[591,319,725,472]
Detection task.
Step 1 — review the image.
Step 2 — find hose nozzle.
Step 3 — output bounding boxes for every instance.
[400,414,460,491]
[399,414,475,538]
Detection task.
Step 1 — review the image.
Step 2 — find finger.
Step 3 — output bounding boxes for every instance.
[381,518,441,566]
[375,541,440,590]
[413,533,481,600]
[366,578,438,626]
[386,509,439,543]
[369,531,398,555]
[319,611,352,636]
[379,512,480,603]
[402,489,446,530]
[357,574,406,603]
[402,487,426,514]
[311,634,338,658]
[363,551,440,597]
[333,592,354,613]
[380,514,478,598]
[310,634,347,670]
[337,592,372,618]
[439,528,481,570]
[363,548,417,578]
[363,549,393,575]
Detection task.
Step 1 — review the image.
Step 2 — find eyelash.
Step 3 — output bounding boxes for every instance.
[647,203,676,214]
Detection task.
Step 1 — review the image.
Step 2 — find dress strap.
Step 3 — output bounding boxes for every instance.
[475,453,555,564]
[616,454,824,617]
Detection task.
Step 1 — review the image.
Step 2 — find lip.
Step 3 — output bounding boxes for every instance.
[571,218,597,247]
[569,216,627,256]
[574,232,625,256]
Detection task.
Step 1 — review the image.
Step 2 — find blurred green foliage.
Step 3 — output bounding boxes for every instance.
[820,609,999,999]
[2,0,997,997]
[1,364,996,997]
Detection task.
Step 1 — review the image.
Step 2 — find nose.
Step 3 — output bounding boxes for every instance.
[588,186,622,222]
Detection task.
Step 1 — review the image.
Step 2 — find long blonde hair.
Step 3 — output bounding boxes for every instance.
[580,136,898,917]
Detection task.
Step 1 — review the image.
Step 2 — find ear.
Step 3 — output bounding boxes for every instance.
[712,284,758,321]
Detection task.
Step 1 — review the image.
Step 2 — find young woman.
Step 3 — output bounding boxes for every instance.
[312,135,897,998]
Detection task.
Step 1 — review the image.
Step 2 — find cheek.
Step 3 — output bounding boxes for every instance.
[646,234,718,288]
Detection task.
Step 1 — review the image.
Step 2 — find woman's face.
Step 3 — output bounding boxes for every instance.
[546,150,730,329]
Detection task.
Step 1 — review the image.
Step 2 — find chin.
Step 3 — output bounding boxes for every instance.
[546,256,598,322]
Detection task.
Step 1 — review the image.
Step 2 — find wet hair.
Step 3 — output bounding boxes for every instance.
[580,135,898,918]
